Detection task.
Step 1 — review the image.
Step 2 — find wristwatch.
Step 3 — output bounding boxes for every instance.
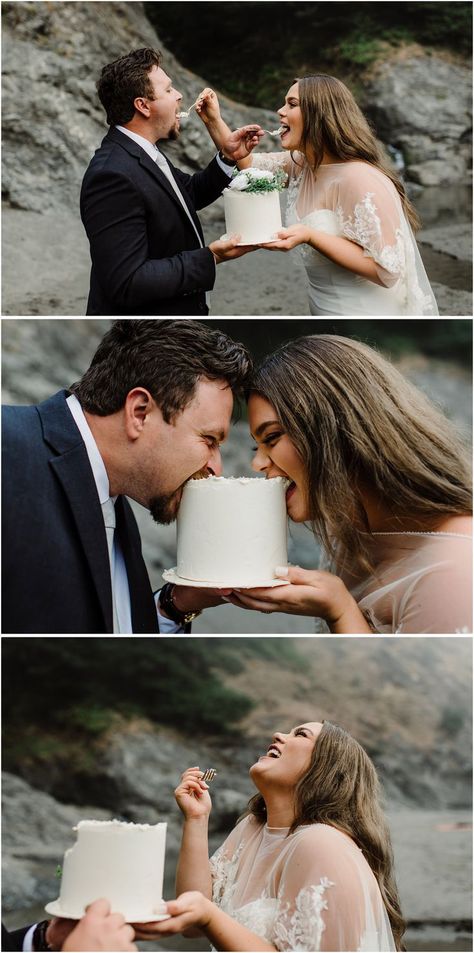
[218,150,236,166]
[159,582,202,625]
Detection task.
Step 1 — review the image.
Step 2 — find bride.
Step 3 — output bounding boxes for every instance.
[198,77,438,316]
[234,334,471,633]
[135,721,403,951]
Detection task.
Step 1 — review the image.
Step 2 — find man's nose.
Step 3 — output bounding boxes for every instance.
[176,90,183,102]
[207,447,223,477]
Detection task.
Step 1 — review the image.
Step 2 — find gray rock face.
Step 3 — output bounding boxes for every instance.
[1,0,276,216]
[1,772,112,910]
[362,54,472,186]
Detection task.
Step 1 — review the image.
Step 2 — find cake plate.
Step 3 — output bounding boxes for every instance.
[220,232,280,246]
[45,900,170,922]
[163,568,290,589]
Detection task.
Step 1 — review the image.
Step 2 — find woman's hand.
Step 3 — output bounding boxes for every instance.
[260,224,312,251]
[226,566,372,633]
[133,891,212,940]
[195,87,221,125]
[175,767,213,820]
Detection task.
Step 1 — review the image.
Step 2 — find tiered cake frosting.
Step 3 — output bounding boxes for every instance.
[174,476,289,587]
[45,819,167,921]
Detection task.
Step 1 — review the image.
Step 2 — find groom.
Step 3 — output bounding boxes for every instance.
[81,48,263,315]
[2,320,252,634]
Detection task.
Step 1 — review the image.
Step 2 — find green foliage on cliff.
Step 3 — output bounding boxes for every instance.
[146,1,472,107]
[2,638,304,772]
[203,319,473,368]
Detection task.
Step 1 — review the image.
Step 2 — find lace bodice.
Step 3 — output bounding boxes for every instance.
[210,816,395,951]
[251,152,437,316]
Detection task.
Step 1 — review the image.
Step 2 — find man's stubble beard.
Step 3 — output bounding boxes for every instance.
[149,489,181,525]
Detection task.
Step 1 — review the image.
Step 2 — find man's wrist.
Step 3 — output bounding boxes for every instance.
[159,583,202,625]
[218,149,236,166]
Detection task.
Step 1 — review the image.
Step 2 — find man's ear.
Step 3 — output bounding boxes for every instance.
[133,96,151,119]
[124,388,158,440]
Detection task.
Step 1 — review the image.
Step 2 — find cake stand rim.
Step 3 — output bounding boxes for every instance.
[45,900,170,922]
[220,232,280,245]
[163,568,290,588]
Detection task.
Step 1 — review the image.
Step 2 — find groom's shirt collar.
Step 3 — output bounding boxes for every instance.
[66,393,112,505]
[116,125,161,163]
[116,124,234,177]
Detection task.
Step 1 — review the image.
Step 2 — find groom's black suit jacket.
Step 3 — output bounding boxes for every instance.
[2,923,31,952]
[2,390,160,634]
[80,127,231,316]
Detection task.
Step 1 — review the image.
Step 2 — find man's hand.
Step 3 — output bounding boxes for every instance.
[208,235,257,264]
[45,917,77,951]
[61,899,136,951]
[172,585,232,613]
[221,125,264,161]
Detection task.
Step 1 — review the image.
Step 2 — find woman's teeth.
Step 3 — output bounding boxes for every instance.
[267,745,281,758]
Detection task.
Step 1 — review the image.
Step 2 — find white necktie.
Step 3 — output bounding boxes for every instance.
[155,151,203,248]
[102,498,119,634]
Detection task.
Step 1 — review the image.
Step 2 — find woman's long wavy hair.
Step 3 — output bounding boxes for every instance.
[250,334,471,577]
[246,721,406,950]
[295,74,420,231]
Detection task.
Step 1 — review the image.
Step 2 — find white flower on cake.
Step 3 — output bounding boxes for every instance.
[228,167,286,193]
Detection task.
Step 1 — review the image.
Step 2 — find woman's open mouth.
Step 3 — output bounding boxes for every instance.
[280,123,290,139]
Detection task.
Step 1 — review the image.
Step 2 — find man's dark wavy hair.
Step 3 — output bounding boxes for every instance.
[97,48,162,126]
[70,320,252,422]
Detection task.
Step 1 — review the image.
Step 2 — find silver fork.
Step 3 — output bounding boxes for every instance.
[201,768,217,783]
[263,127,284,137]
[177,98,201,119]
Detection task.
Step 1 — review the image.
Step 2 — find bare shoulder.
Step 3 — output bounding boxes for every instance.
[435,513,472,536]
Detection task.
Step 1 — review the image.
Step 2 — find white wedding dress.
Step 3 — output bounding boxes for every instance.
[251,153,438,315]
[211,815,396,951]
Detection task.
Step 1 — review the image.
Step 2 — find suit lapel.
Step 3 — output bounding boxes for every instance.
[106,128,204,242]
[38,391,113,632]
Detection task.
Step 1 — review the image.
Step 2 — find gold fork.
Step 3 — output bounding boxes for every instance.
[201,768,217,783]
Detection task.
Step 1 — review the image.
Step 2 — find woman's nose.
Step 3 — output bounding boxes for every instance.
[273,731,285,743]
[251,447,269,473]
[277,105,285,118]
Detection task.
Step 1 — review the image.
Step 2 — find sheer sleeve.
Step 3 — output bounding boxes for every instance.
[210,815,253,906]
[273,825,394,952]
[394,546,473,634]
[333,164,407,288]
[250,151,293,183]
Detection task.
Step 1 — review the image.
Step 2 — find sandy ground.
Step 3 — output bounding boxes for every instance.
[4,809,471,952]
[1,205,472,316]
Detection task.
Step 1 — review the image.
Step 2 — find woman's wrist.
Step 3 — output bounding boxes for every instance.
[328,594,372,633]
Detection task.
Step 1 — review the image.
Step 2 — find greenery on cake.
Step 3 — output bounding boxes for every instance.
[229,167,287,194]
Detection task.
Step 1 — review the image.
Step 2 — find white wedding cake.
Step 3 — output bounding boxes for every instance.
[45,819,168,922]
[164,476,289,587]
[222,167,285,244]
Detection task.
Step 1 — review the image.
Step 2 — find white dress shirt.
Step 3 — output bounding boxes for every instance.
[66,394,181,634]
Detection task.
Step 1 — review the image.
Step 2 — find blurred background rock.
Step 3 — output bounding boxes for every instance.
[2,316,471,633]
[1,0,472,316]
[2,636,472,951]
